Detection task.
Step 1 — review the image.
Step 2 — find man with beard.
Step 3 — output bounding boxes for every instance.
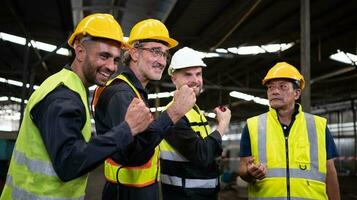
[238,62,340,199]
[0,13,153,200]
[93,20,196,199]
[159,47,232,200]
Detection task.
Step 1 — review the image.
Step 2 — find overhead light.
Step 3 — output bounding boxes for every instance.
[204,112,216,119]
[0,76,39,90]
[215,48,228,53]
[229,91,269,106]
[148,91,174,99]
[150,106,166,112]
[0,96,9,101]
[0,32,71,56]
[329,50,357,65]
[226,42,294,55]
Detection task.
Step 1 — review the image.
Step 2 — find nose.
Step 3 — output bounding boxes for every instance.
[106,59,117,74]
[157,55,167,66]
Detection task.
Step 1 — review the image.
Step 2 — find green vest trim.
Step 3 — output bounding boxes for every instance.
[160,104,218,189]
[247,105,327,199]
[102,74,160,187]
[1,68,91,200]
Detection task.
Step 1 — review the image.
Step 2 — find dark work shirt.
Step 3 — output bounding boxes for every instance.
[94,66,173,166]
[31,85,134,182]
[164,116,223,167]
[239,106,339,160]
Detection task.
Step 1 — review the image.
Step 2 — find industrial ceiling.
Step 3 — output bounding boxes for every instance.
[1,0,357,123]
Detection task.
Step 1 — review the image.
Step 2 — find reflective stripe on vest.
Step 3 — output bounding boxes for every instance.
[5,176,84,200]
[97,74,160,187]
[257,113,325,182]
[159,150,188,162]
[247,105,327,199]
[160,174,218,189]
[160,105,217,189]
[0,68,90,200]
[12,149,57,176]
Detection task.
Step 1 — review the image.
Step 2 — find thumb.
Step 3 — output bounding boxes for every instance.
[247,157,255,165]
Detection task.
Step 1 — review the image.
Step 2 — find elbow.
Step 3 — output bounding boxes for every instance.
[55,168,75,182]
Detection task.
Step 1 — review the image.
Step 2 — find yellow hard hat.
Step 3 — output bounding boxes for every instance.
[127,19,178,49]
[68,13,126,48]
[262,62,305,89]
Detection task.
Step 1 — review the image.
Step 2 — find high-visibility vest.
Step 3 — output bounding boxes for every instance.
[160,105,219,189]
[0,68,92,200]
[93,74,160,187]
[246,105,328,199]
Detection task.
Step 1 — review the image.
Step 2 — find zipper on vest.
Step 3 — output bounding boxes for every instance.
[285,136,291,200]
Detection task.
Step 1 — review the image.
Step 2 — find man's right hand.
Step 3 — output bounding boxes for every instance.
[125,98,153,136]
[215,106,231,135]
[167,85,196,123]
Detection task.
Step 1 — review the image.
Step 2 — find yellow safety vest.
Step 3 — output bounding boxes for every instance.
[0,68,91,200]
[93,74,160,187]
[160,105,219,189]
[247,105,327,199]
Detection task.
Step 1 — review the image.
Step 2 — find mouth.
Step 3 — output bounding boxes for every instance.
[98,70,112,81]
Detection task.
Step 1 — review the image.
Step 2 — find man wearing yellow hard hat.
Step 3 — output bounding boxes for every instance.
[93,19,196,199]
[238,62,340,199]
[0,13,153,200]
[159,47,232,200]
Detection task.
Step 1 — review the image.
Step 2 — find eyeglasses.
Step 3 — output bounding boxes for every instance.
[137,47,171,60]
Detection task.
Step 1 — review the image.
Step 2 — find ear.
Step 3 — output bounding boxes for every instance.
[75,44,86,62]
[171,75,177,86]
[294,89,301,100]
[129,48,139,62]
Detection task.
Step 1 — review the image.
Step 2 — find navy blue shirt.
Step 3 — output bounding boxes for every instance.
[31,82,134,182]
[94,66,174,166]
[239,106,338,160]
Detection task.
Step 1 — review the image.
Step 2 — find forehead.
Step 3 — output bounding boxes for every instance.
[266,78,293,85]
[176,66,203,74]
[141,41,168,49]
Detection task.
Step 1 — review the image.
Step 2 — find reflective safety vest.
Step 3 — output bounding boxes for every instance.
[0,68,91,200]
[160,105,219,189]
[93,74,160,187]
[246,105,328,199]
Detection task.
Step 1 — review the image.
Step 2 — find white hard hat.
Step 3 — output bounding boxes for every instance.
[168,47,207,76]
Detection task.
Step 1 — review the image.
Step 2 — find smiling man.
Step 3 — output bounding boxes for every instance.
[0,13,154,200]
[238,62,340,199]
[159,47,231,200]
[93,20,196,200]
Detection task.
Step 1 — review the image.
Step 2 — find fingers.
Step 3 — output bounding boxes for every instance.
[248,162,267,180]
[125,98,153,135]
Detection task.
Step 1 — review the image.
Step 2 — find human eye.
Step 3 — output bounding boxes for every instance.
[99,53,110,60]
[152,48,163,57]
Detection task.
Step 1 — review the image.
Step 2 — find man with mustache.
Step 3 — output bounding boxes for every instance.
[159,47,232,200]
[238,62,340,199]
[93,20,196,199]
[0,13,153,200]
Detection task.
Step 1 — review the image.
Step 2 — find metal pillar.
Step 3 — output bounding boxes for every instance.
[19,39,30,127]
[352,99,357,175]
[300,0,311,112]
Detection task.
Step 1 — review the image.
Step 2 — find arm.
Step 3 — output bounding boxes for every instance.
[326,159,340,200]
[325,127,340,199]
[31,86,134,181]
[164,118,223,167]
[238,125,267,182]
[95,84,174,166]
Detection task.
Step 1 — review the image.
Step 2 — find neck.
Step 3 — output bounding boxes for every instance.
[276,103,295,125]
[71,60,90,88]
[129,64,149,88]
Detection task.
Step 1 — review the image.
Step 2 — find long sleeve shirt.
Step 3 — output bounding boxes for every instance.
[163,117,223,167]
[31,85,134,182]
[94,66,174,166]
